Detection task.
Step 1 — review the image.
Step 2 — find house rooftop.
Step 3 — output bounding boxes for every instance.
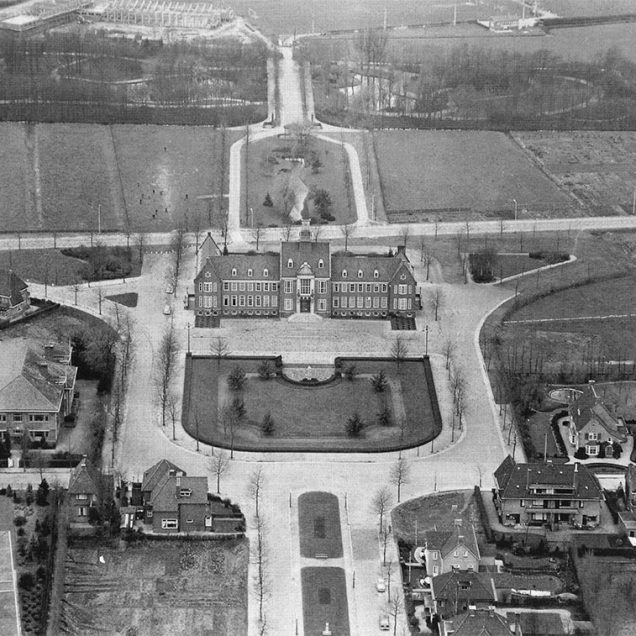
[444,608,512,636]
[68,457,101,496]
[0,269,27,305]
[141,459,185,493]
[424,520,480,561]
[570,384,627,441]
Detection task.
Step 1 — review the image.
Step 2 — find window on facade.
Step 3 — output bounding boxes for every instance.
[231,268,237,277]
[349,296,355,308]
[349,283,355,293]
[381,284,387,293]
[264,269,269,278]
[287,259,293,268]
[162,519,178,529]
[256,282,262,292]
[263,295,270,307]
[247,296,253,307]
[239,282,245,292]
[357,296,363,308]
[223,282,229,291]
[341,297,348,308]
[318,299,326,311]
[13,414,22,422]
[342,270,347,278]
[373,297,379,309]
[30,414,47,422]
[357,270,363,278]
[0,415,6,422]
[319,281,327,294]
[248,268,253,277]
[333,298,340,308]
[239,296,245,306]
[254,295,261,307]
[284,299,293,311]
[205,271,211,278]
[231,282,237,292]
[398,298,407,310]
[300,279,310,295]
[204,282,212,292]
[318,259,324,268]
[78,507,87,517]
[272,282,278,291]
[272,295,278,307]
[223,296,229,307]
[264,282,270,292]
[399,284,407,295]
[357,283,363,293]
[231,296,237,307]
[374,270,379,278]
[284,280,293,294]
[247,282,254,292]
[333,283,339,292]
[365,283,372,293]
[76,494,88,500]
[186,519,194,524]
[198,282,203,292]
[179,489,192,498]
[365,297,372,308]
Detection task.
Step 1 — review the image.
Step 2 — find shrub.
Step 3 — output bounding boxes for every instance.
[18,573,35,590]
[227,366,247,391]
[261,412,275,436]
[13,516,26,527]
[343,364,356,381]
[5,485,11,498]
[613,442,623,459]
[377,406,392,427]
[263,192,273,207]
[371,371,388,393]
[258,360,273,380]
[64,414,76,423]
[36,479,50,506]
[17,528,25,537]
[574,447,589,460]
[345,413,364,438]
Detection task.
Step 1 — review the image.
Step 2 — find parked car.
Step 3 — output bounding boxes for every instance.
[376,578,386,593]
[163,304,171,315]
[379,614,390,631]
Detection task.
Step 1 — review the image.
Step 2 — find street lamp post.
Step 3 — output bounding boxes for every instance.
[425,325,429,356]
[186,322,191,354]
[512,198,518,221]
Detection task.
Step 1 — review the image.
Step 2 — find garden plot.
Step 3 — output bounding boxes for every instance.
[61,539,248,636]
[514,131,636,216]
[374,131,573,222]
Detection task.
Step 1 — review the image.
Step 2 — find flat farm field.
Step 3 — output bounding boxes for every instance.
[514,131,636,216]
[0,123,237,234]
[61,539,248,636]
[229,0,520,35]
[374,131,574,222]
[541,0,636,17]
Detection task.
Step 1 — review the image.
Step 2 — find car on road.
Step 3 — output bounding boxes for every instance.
[163,304,171,315]
[376,578,386,593]
[379,614,390,631]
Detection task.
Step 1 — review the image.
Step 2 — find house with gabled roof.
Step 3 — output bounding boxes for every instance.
[0,269,30,322]
[141,460,211,533]
[494,455,603,529]
[422,519,481,576]
[0,337,76,445]
[68,456,102,525]
[441,607,516,636]
[193,222,417,320]
[567,383,628,458]
[431,570,497,618]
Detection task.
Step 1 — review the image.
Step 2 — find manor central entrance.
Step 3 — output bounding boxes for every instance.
[300,297,311,312]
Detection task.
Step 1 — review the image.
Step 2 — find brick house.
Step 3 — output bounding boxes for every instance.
[0,269,30,322]
[0,338,77,445]
[141,460,211,533]
[422,520,481,576]
[440,608,515,636]
[68,457,102,525]
[193,224,417,320]
[494,455,603,529]
[567,383,628,457]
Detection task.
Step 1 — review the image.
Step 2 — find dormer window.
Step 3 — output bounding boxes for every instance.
[179,488,192,498]
[231,268,237,277]
[248,268,253,277]
[373,270,379,278]
[287,259,293,268]
[263,268,269,278]
[318,259,324,269]
[342,270,347,278]
[357,270,363,278]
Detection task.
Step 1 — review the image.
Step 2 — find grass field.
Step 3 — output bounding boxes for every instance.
[0,123,238,234]
[301,567,350,636]
[542,0,636,17]
[298,492,343,559]
[229,0,521,35]
[243,134,355,228]
[514,131,636,216]
[61,539,248,636]
[182,357,440,452]
[374,131,574,221]
[391,490,482,545]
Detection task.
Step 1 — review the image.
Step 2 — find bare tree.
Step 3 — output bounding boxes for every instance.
[170,225,187,284]
[154,324,178,428]
[167,392,179,440]
[211,336,230,368]
[442,336,456,371]
[390,456,410,503]
[371,486,393,533]
[72,283,81,306]
[252,513,271,633]
[95,286,104,315]
[283,222,293,242]
[135,232,146,264]
[431,286,443,321]
[389,587,403,636]
[210,451,230,493]
[341,223,355,253]
[247,465,265,519]
[420,239,433,281]
[253,225,263,251]
[381,524,392,565]
[400,224,410,248]
[220,401,241,458]
[390,336,409,373]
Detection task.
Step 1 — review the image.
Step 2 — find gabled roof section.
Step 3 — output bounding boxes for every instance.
[68,458,101,496]
[570,384,626,440]
[199,232,222,261]
[281,240,330,277]
[141,459,185,493]
[0,269,28,305]
[448,610,512,636]
[432,571,496,603]
[494,455,516,492]
[205,253,280,281]
[331,253,400,282]
[498,460,602,501]
[149,474,208,511]
[0,338,76,413]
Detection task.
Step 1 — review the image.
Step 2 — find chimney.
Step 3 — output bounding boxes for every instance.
[573,463,578,489]
[514,612,522,634]
[396,245,406,256]
[488,605,495,617]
